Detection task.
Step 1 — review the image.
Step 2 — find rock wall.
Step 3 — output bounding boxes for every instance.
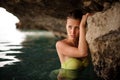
[1,0,119,37]
[86,3,120,80]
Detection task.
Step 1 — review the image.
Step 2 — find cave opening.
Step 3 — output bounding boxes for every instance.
[0,7,20,33]
[0,7,25,44]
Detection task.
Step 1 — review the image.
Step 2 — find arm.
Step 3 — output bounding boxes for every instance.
[56,13,89,58]
[78,13,89,57]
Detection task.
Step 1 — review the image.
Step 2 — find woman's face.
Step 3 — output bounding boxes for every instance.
[66,18,80,40]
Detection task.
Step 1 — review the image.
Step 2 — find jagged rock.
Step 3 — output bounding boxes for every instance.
[0,0,119,37]
[86,2,120,80]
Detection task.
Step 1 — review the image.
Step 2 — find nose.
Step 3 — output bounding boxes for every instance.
[71,28,75,34]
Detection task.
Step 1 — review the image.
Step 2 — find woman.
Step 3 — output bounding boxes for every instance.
[49,9,90,80]
[56,9,89,70]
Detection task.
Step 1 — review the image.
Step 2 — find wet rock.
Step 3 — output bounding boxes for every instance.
[86,2,120,80]
[0,0,119,37]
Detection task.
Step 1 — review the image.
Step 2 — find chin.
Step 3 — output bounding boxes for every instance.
[70,37,77,40]
[68,35,77,40]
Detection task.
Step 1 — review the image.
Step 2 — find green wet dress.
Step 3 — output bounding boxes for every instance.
[49,58,89,80]
[61,57,89,70]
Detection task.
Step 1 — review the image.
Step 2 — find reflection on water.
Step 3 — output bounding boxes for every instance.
[0,8,23,67]
[0,7,25,67]
[0,51,21,67]
[0,31,21,67]
[0,30,55,67]
[0,29,59,80]
[50,69,82,80]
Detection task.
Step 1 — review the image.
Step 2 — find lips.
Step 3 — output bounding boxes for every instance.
[70,35,75,38]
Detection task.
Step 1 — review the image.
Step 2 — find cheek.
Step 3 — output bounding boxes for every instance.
[66,28,70,34]
[66,27,71,33]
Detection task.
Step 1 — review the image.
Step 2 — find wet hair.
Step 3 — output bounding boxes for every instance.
[67,9,83,20]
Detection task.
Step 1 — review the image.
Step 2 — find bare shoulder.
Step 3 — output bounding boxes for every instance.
[56,39,67,48]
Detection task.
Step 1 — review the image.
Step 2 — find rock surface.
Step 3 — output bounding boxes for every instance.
[86,3,120,80]
[0,0,119,37]
[0,0,120,80]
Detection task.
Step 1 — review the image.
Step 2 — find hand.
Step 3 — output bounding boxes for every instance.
[80,13,90,27]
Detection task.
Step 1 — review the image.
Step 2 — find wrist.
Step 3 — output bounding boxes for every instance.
[79,24,86,28]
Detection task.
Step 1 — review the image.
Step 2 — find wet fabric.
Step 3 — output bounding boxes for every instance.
[62,57,89,70]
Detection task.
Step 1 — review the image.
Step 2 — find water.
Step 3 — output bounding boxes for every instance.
[0,29,61,80]
[0,30,101,80]
[0,7,102,80]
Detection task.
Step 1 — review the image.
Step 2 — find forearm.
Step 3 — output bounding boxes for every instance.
[78,26,88,56]
[78,13,89,57]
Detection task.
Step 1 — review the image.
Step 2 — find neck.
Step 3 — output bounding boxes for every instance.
[67,37,79,47]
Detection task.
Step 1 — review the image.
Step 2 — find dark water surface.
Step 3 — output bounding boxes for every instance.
[0,30,101,80]
[0,30,60,80]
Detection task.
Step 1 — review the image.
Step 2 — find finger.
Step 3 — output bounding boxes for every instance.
[85,13,90,17]
[86,13,94,16]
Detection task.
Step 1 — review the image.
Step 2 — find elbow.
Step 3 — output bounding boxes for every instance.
[79,46,88,57]
[82,52,88,57]
[80,51,88,57]
[78,50,88,57]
